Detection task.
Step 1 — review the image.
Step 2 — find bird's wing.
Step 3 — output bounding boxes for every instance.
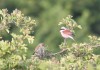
[62,29,72,35]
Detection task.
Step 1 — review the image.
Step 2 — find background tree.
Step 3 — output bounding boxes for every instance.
[0,0,100,54]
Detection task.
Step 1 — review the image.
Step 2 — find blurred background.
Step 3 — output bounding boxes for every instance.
[0,0,100,55]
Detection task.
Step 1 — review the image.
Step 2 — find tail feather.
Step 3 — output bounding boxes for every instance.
[69,36,75,41]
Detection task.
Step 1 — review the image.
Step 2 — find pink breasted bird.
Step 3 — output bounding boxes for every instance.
[60,27,74,45]
[34,43,45,59]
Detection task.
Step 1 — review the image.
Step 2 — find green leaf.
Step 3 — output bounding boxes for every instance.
[77,25,82,29]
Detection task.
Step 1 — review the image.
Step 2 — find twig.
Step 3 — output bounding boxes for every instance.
[92,44,100,47]
[50,49,67,56]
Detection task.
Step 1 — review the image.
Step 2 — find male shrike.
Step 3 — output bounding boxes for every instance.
[60,27,74,45]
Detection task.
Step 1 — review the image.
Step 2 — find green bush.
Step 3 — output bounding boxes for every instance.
[0,9,100,70]
[0,9,35,70]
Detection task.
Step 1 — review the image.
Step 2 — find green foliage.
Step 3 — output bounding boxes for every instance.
[28,16,100,70]
[0,9,100,70]
[0,9,35,70]
[0,0,100,53]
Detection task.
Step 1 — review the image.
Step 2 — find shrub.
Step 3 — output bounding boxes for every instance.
[0,9,35,70]
[0,9,100,70]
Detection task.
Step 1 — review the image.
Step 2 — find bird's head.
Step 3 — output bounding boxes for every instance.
[39,43,45,47]
[60,27,67,30]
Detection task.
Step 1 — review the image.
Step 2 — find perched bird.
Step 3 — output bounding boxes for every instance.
[60,27,74,45]
[34,43,46,59]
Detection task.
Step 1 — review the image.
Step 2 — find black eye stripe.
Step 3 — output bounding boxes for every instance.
[60,29,64,30]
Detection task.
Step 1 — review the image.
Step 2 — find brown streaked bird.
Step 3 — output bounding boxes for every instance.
[34,43,45,59]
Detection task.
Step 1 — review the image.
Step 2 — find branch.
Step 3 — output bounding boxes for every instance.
[93,44,100,47]
[49,49,67,56]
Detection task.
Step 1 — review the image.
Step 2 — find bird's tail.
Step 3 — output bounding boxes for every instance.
[69,36,75,41]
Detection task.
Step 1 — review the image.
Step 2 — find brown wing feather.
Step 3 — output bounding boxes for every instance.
[63,29,72,35]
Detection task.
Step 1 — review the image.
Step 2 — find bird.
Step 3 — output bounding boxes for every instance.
[34,43,46,59]
[60,27,74,45]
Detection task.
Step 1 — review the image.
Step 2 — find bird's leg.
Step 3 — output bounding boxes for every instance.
[64,38,67,46]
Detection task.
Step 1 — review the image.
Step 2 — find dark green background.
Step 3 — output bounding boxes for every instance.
[0,0,100,54]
